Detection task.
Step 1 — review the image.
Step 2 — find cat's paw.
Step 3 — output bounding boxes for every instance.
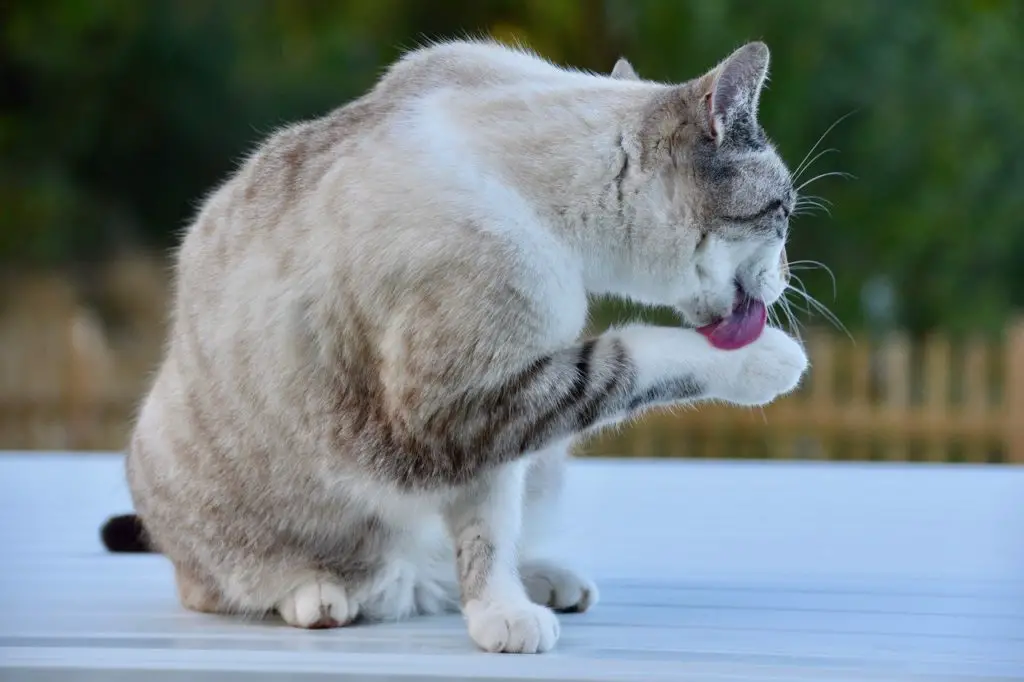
[718,327,808,406]
[520,559,599,613]
[277,580,357,629]
[463,598,560,654]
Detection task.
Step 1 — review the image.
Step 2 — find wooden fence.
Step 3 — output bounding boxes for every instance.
[1,305,1023,463]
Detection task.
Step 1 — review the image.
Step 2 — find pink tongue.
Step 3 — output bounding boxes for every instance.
[697,295,767,350]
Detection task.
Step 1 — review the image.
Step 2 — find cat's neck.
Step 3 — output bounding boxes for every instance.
[443,80,664,292]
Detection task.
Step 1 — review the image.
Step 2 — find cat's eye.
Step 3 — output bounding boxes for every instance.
[722,198,790,224]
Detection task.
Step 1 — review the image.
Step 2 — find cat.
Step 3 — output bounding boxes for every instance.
[99,39,808,654]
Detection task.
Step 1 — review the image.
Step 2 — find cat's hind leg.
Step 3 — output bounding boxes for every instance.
[199,553,361,629]
[177,558,358,628]
[276,579,358,629]
[520,559,598,613]
[175,563,227,615]
[519,444,599,614]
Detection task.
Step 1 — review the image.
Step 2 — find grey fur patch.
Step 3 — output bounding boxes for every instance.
[628,375,704,411]
[454,520,495,604]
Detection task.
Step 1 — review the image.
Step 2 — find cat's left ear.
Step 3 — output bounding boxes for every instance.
[610,57,640,81]
[702,42,770,144]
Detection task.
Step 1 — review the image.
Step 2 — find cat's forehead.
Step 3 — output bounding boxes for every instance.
[735,148,792,193]
[694,143,793,211]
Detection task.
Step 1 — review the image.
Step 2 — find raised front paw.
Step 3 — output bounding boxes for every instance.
[520,559,598,613]
[463,598,560,654]
[719,327,808,406]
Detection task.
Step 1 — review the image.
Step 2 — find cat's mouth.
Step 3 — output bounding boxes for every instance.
[695,289,767,350]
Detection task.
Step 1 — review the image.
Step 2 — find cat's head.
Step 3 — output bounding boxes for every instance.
[611,42,793,329]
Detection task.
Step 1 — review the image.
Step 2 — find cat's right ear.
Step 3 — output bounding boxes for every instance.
[701,42,770,144]
[635,43,770,164]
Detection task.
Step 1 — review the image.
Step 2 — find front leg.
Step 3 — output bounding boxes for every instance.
[509,326,806,616]
[396,323,805,489]
[615,323,809,412]
[445,460,560,654]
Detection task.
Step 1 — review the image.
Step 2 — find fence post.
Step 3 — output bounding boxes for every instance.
[66,311,86,450]
[923,333,951,461]
[66,308,112,451]
[807,330,835,460]
[962,336,991,463]
[882,332,911,461]
[1006,319,1024,464]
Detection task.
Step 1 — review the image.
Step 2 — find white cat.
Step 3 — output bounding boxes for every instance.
[100,39,808,654]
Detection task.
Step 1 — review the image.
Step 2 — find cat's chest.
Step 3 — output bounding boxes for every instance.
[495,227,589,345]
[536,278,588,344]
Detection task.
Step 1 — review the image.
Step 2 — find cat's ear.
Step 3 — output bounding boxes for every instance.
[610,57,640,81]
[635,43,769,164]
[701,42,770,144]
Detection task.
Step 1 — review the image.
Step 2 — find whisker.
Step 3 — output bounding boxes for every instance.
[792,110,859,181]
[789,301,806,342]
[796,171,856,193]
[782,278,813,315]
[789,288,839,332]
[788,259,836,273]
[786,284,852,340]
[794,199,832,216]
[778,303,793,332]
[792,209,823,220]
[779,294,804,342]
[793,148,837,182]
[788,264,837,300]
[783,294,813,317]
[796,194,833,207]
[794,204,830,215]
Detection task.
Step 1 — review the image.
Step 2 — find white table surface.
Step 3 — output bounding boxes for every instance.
[0,453,1022,681]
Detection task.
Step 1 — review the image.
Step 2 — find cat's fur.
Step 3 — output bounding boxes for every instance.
[110,39,808,654]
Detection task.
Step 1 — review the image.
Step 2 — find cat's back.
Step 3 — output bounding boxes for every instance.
[180,41,570,254]
[174,40,585,296]
[171,39,589,368]
[229,40,573,195]
[374,39,578,96]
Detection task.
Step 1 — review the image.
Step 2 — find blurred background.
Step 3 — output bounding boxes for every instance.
[1,0,1022,463]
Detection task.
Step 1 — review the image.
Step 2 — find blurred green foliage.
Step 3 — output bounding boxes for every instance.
[2,0,1022,334]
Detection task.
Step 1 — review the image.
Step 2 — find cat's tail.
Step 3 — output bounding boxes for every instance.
[100,513,155,553]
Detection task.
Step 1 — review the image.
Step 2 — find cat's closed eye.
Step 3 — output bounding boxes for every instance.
[722,197,789,224]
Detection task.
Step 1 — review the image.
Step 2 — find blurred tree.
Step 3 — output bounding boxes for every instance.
[1,0,1021,334]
